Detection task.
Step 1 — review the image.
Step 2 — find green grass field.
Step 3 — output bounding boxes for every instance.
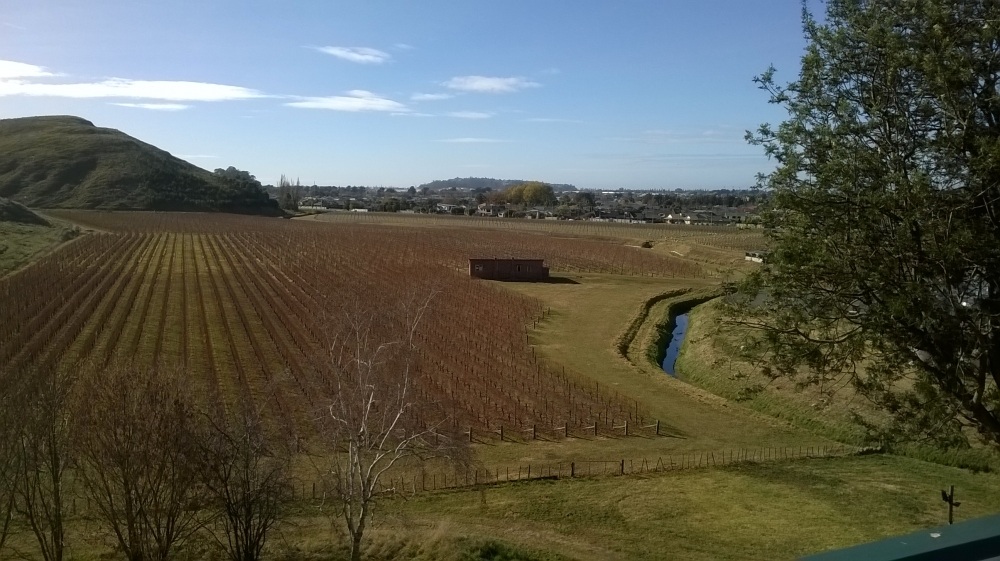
[263,454,1000,561]
[0,220,77,277]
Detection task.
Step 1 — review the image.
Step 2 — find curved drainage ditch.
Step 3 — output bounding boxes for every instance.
[660,312,690,376]
[657,297,715,376]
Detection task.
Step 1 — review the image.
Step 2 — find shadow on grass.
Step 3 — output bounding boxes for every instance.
[540,276,580,284]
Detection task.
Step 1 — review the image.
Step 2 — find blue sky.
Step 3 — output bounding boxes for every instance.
[1,1,809,189]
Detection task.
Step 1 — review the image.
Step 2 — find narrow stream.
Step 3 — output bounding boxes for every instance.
[660,313,690,376]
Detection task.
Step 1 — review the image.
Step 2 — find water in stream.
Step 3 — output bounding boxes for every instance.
[660,312,690,376]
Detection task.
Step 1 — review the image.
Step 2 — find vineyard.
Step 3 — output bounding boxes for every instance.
[1,212,716,446]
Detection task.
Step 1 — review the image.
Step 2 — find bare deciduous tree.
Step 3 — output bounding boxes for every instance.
[199,399,291,561]
[73,362,206,561]
[0,367,24,554]
[15,365,75,561]
[318,294,468,561]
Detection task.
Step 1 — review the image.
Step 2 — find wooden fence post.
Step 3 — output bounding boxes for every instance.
[571,462,575,477]
[620,459,625,475]
[655,420,660,436]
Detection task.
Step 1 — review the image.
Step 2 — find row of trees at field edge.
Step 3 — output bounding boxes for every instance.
[0,296,465,561]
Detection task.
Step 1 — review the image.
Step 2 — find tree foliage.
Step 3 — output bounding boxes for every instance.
[735,0,1000,449]
[501,181,557,207]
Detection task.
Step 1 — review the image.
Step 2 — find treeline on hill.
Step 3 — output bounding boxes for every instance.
[0,116,281,215]
[418,177,578,192]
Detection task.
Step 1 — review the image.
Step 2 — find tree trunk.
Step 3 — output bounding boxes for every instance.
[350,532,363,561]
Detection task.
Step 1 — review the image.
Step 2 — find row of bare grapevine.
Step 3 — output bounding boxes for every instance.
[4,212,660,443]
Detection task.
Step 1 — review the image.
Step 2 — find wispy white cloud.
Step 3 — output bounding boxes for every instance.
[0,60,55,79]
[437,137,507,143]
[523,117,582,123]
[112,102,190,111]
[394,43,415,50]
[1,22,27,31]
[314,46,391,64]
[286,90,407,112]
[411,92,453,101]
[446,111,493,119]
[0,76,264,102]
[443,75,540,94]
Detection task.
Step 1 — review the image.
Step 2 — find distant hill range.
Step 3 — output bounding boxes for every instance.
[0,116,281,214]
[418,177,577,192]
[0,197,50,226]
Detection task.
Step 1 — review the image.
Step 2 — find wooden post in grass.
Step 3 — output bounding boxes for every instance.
[499,425,504,441]
[571,462,575,477]
[620,459,624,475]
[655,420,660,436]
[942,485,961,525]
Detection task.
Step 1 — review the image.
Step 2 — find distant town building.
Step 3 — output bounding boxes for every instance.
[745,251,768,263]
[469,258,549,281]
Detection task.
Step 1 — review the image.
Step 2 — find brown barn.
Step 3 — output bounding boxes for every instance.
[469,258,549,281]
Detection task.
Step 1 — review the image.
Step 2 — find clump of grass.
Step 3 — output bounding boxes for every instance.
[459,540,573,561]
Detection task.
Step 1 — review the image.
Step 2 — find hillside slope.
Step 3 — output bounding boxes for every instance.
[0,197,50,226]
[0,116,281,214]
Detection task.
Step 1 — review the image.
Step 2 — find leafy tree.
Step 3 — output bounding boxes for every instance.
[520,181,557,206]
[574,191,596,210]
[734,0,1000,449]
[277,174,300,212]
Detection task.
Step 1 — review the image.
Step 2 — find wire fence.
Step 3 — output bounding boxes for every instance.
[290,444,861,501]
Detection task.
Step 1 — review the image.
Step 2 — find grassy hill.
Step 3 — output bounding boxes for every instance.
[0,115,281,214]
[0,196,50,226]
[0,197,78,275]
